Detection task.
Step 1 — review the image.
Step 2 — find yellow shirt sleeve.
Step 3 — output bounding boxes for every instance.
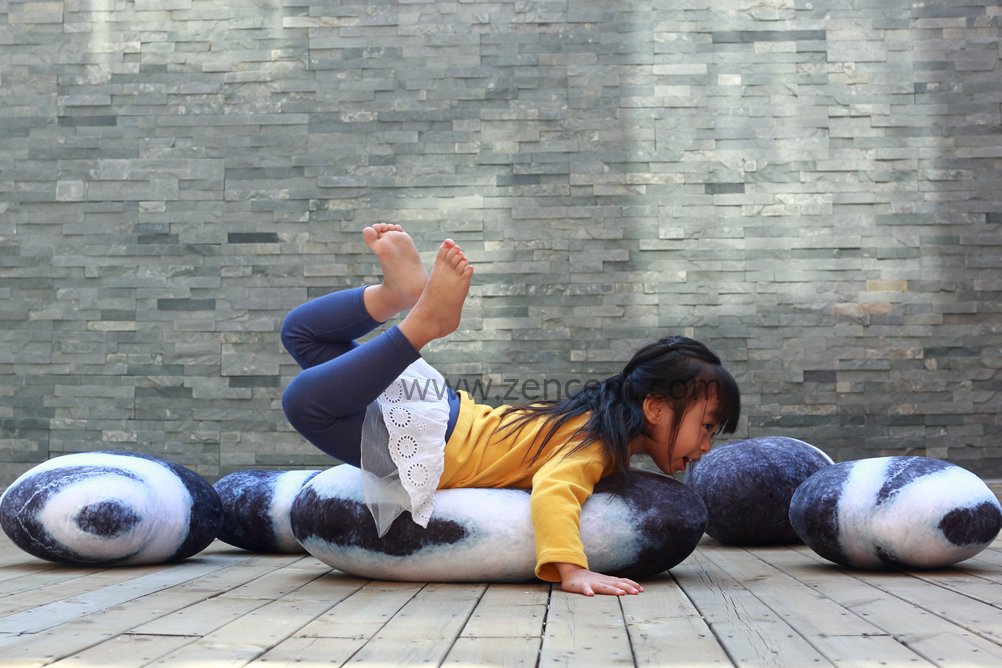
[530,443,609,583]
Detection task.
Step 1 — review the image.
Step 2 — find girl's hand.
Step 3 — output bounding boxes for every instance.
[555,563,644,597]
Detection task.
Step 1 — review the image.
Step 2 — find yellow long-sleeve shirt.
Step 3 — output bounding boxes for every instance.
[437,391,615,582]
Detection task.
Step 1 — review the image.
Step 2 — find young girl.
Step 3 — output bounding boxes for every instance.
[281,225,740,597]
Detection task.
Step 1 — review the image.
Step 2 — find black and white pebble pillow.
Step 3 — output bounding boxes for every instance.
[684,436,834,545]
[289,465,708,583]
[214,469,320,553]
[790,456,1002,569]
[0,451,222,566]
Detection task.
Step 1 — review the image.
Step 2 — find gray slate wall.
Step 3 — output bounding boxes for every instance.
[2,0,1001,485]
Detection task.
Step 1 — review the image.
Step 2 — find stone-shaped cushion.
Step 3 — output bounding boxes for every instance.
[290,465,707,582]
[0,451,222,566]
[684,436,833,545]
[790,456,1002,569]
[214,469,320,553]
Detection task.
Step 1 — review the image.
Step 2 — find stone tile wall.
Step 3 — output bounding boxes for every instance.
[2,0,1001,485]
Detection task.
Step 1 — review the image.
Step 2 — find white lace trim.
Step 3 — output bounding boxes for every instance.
[359,358,450,537]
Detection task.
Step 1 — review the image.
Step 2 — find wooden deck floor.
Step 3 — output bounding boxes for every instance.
[3,533,1002,668]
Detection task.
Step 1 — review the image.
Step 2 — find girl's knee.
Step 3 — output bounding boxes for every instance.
[280,310,304,358]
[281,376,316,433]
[281,379,363,467]
[282,373,356,430]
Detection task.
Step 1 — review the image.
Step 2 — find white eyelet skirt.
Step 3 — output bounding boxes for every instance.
[359,358,450,537]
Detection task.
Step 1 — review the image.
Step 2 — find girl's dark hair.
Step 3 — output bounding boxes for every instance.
[502,335,740,480]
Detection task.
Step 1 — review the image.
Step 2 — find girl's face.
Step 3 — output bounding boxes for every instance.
[641,393,721,475]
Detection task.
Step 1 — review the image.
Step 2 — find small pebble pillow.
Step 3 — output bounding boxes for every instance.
[0,451,222,566]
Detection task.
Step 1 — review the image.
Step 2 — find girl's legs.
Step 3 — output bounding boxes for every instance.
[281,225,472,466]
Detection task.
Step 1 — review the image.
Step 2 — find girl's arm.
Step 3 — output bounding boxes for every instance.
[530,446,643,596]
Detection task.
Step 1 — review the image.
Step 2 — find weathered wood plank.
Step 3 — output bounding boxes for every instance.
[3,533,1002,667]
[960,540,1002,582]
[704,545,877,636]
[146,598,351,666]
[0,547,310,665]
[620,572,733,666]
[0,542,279,615]
[445,636,541,666]
[129,556,331,638]
[770,546,1002,666]
[451,583,548,638]
[675,549,833,666]
[909,567,1002,612]
[442,583,548,666]
[706,545,933,666]
[0,629,120,668]
[539,588,634,666]
[343,583,486,666]
[293,580,424,640]
[44,634,195,667]
[815,634,940,667]
[0,566,166,617]
[143,567,366,666]
[246,636,369,667]
[131,596,269,638]
[853,569,1002,645]
[0,556,235,635]
[0,565,103,598]
[217,558,331,600]
[260,580,478,666]
[0,536,32,564]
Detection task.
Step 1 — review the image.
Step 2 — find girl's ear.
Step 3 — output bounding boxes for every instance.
[642,394,667,424]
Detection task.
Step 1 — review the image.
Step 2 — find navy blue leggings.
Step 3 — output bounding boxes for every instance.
[280,287,458,467]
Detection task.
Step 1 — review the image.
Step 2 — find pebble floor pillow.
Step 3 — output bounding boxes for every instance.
[684,436,833,545]
[214,469,321,553]
[789,456,1002,569]
[0,451,222,566]
[290,465,708,582]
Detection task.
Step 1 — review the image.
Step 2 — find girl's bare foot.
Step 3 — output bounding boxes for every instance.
[362,224,428,322]
[398,240,473,351]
